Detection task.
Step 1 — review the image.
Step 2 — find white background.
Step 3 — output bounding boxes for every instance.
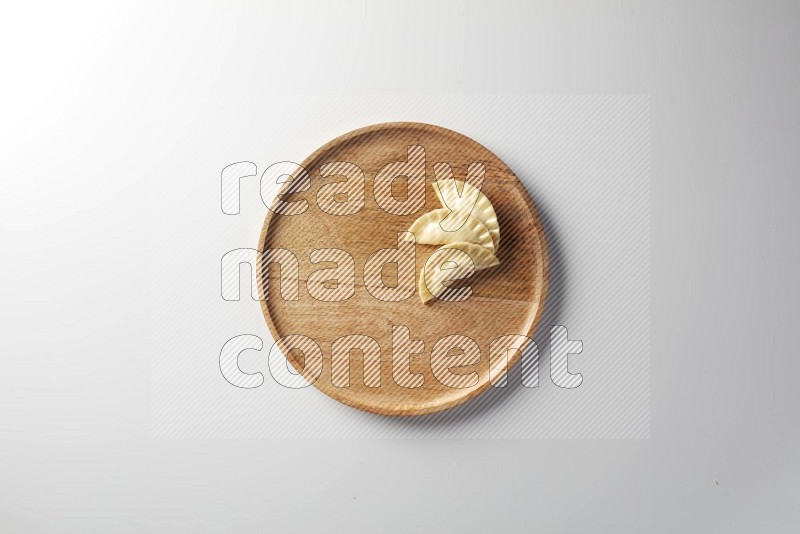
[1,1,798,532]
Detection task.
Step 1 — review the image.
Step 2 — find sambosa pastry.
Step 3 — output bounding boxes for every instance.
[409,176,503,303]
[433,179,500,250]
[405,208,495,251]
[419,242,500,303]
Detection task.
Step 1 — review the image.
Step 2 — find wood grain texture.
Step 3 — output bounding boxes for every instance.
[257,122,548,416]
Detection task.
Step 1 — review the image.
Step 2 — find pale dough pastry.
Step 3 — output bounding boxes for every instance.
[433,180,500,250]
[406,208,494,251]
[419,242,500,303]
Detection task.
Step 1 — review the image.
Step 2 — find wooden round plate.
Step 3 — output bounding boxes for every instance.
[258,122,548,416]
